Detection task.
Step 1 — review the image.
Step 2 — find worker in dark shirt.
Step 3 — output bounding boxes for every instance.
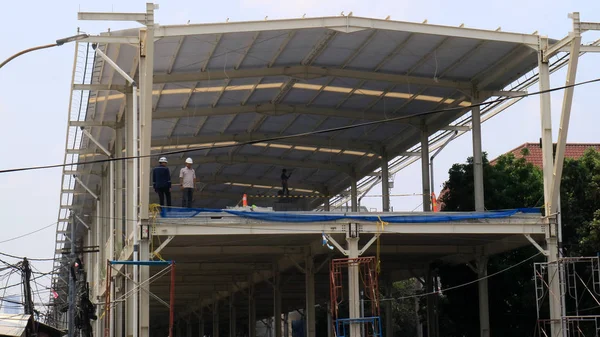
[281,169,292,197]
[153,157,172,207]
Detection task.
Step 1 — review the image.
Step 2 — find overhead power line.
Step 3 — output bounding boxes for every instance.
[0,77,598,175]
[0,222,57,244]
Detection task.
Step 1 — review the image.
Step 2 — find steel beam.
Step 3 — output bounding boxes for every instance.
[154,215,544,236]
[73,84,128,92]
[164,155,351,173]
[154,65,470,89]
[471,98,485,212]
[549,33,581,215]
[153,103,406,122]
[154,16,540,47]
[151,133,379,154]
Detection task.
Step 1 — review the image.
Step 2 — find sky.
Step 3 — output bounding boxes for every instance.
[0,0,599,314]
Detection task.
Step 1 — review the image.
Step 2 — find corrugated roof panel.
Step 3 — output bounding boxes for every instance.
[273,28,331,66]
[205,32,257,70]
[380,34,448,74]
[169,116,203,137]
[152,119,178,139]
[346,30,412,71]
[226,113,258,133]
[313,29,375,67]
[171,34,221,72]
[258,114,297,133]
[239,30,294,68]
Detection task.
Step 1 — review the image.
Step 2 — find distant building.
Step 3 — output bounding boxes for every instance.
[490,142,600,168]
[1,294,22,314]
[437,143,600,210]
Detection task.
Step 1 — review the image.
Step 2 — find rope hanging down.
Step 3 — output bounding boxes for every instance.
[376,215,388,274]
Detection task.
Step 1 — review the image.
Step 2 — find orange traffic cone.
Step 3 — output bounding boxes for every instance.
[242,194,248,207]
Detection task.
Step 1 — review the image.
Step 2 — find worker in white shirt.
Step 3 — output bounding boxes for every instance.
[179,157,197,208]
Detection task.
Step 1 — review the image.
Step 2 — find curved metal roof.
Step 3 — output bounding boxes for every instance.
[69,15,541,211]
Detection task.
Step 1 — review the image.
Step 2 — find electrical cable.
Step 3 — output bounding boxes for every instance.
[0,222,57,244]
[0,251,56,262]
[0,76,598,175]
[378,251,544,301]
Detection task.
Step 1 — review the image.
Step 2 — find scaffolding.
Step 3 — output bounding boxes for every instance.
[535,256,600,337]
[330,257,381,337]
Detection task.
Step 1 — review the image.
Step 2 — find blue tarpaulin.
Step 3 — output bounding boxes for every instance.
[159,207,541,223]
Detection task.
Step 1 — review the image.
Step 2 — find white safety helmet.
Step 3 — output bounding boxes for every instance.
[158,157,168,163]
[185,157,193,164]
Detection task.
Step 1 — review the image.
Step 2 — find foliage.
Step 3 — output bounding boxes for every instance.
[434,148,600,337]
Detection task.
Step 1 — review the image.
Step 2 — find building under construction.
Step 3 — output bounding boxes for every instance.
[48,5,600,337]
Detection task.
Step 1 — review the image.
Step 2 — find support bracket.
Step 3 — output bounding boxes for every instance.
[72,175,99,200]
[524,234,549,256]
[152,236,174,258]
[81,129,112,157]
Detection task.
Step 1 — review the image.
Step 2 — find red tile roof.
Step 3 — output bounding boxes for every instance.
[436,142,600,210]
[489,143,600,168]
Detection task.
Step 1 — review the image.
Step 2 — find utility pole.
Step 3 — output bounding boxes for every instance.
[22,258,34,316]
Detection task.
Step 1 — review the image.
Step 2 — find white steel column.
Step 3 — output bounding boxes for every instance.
[305,255,316,337]
[249,280,256,337]
[421,127,431,212]
[538,37,562,337]
[347,235,361,337]
[199,310,205,337]
[477,256,490,337]
[139,6,155,337]
[187,319,193,337]
[213,300,220,337]
[273,266,282,337]
[471,98,485,212]
[229,294,236,337]
[350,176,358,212]
[381,149,390,212]
[124,91,135,337]
[384,280,393,337]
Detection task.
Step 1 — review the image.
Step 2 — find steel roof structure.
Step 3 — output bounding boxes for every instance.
[48,5,600,337]
[68,15,544,213]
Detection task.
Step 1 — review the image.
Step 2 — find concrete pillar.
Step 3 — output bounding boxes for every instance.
[213,300,220,337]
[421,127,431,212]
[384,280,393,337]
[248,281,256,337]
[273,267,282,337]
[229,294,236,337]
[346,235,361,337]
[305,255,316,337]
[471,100,485,212]
[350,176,358,212]
[381,149,390,212]
[477,257,490,337]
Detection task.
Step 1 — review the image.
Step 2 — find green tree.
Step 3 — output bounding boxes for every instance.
[435,148,600,337]
[437,152,544,337]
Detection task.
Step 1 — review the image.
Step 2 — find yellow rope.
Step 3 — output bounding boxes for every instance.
[376,216,388,274]
[149,203,165,261]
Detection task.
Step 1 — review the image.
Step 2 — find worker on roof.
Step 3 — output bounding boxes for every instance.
[152,157,172,207]
[281,169,292,197]
[180,157,197,208]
